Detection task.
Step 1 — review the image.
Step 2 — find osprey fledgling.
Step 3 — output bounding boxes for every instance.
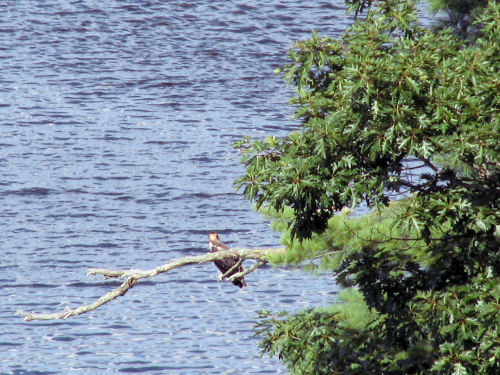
[208,231,247,288]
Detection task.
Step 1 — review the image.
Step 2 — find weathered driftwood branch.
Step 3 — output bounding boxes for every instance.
[227,260,267,283]
[220,257,243,281]
[17,247,283,322]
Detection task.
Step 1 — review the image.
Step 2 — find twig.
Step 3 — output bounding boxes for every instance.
[220,258,244,281]
[17,277,138,321]
[421,157,439,172]
[17,247,284,321]
[228,261,267,283]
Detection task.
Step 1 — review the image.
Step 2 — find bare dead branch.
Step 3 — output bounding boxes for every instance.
[228,260,267,283]
[17,277,138,321]
[17,247,283,322]
[220,258,244,281]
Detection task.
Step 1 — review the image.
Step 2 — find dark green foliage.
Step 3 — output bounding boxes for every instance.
[236,0,499,239]
[235,0,500,373]
[256,201,499,374]
[258,198,499,374]
[412,274,500,373]
[256,289,381,375]
[428,0,488,14]
[427,0,492,35]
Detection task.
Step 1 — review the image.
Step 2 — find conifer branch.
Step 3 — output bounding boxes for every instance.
[17,247,284,321]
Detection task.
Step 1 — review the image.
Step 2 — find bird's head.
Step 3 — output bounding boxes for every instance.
[208,231,219,242]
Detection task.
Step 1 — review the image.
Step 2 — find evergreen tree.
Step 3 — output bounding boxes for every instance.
[236,1,499,373]
[427,0,491,35]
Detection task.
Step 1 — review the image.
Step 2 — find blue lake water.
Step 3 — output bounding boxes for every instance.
[0,2,351,374]
[0,1,431,374]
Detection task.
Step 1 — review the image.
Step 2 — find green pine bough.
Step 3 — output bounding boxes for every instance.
[235,1,499,374]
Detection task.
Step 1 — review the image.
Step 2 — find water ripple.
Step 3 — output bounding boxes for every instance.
[0,1,422,374]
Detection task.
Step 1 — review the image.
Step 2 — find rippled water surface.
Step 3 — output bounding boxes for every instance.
[0,1,434,374]
[0,1,355,374]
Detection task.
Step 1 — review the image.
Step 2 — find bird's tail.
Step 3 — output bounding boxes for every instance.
[233,265,247,288]
[233,278,247,288]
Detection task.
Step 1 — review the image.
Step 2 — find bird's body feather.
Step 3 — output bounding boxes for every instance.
[208,232,246,288]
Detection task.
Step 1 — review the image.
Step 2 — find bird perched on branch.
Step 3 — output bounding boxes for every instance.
[208,231,247,288]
